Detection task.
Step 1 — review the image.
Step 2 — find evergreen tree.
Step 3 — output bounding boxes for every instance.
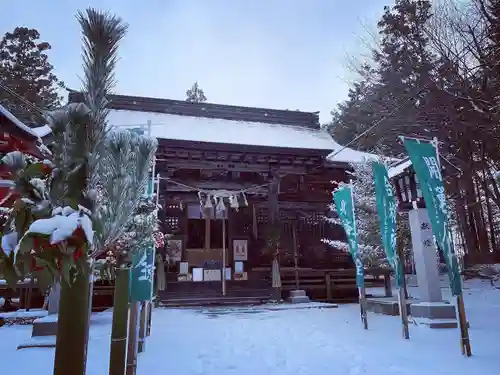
[186,81,207,103]
[329,0,435,157]
[0,27,63,121]
[324,159,387,268]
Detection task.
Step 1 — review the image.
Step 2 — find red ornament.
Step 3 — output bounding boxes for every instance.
[30,257,45,272]
[41,163,52,174]
[29,257,37,272]
[73,247,83,261]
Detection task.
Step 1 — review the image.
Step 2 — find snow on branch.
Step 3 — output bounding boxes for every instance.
[27,208,93,246]
[324,157,390,268]
[93,129,158,258]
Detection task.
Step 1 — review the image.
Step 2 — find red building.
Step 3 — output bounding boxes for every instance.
[0,104,51,208]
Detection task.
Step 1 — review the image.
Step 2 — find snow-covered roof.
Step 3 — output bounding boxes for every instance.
[106,109,374,163]
[326,147,378,164]
[31,124,52,138]
[0,179,15,188]
[0,104,39,139]
[388,158,412,178]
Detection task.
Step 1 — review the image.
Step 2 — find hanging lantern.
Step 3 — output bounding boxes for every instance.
[388,158,425,212]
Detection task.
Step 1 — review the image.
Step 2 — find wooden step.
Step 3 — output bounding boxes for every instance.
[160,295,271,308]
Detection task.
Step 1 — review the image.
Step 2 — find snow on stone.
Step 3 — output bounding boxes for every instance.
[106,109,375,163]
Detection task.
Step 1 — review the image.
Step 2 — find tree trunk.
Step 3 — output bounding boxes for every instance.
[109,267,131,375]
[462,174,482,262]
[482,168,497,252]
[472,174,490,256]
[53,272,91,375]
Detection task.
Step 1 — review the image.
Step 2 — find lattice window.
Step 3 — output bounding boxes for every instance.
[163,202,183,234]
[164,216,180,234]
[257,208,268,225]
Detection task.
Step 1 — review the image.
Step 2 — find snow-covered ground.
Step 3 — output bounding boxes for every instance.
[1,280,499,375]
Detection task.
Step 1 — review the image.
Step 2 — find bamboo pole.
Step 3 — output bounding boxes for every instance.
[398,286,410,339]
[53,272,91,375]
[146,301,152,337]
[126,302,140,375]
[138,302,147,352]
[397,247,410,339]
[109,268,131,375]
[359,286,368,330]
[457,293,472,356]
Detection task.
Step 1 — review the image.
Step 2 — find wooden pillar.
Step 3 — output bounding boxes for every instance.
[292,222,299,290]
[227,208,233,266]
[268,175,281,301]
[268,176,280,224]
[325,272,332,301]
[384,273,393,297]
[204,207,211,250]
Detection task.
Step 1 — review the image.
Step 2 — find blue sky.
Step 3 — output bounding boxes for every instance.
[3,0,391,123]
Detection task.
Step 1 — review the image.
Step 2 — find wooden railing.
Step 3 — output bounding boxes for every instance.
[255,267,392,302]
[0,280,116,312]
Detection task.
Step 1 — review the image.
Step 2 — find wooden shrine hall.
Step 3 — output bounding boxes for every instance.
[72,92,380,306]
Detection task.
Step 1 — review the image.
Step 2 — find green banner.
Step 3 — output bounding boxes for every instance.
[130,247,155,301]
[333,185,364,288]
[129,126,157,302]
[403,138,462,295]
[372,161,403,287]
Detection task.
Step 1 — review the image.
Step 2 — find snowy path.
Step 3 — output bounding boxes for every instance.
[1,282,499,375]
